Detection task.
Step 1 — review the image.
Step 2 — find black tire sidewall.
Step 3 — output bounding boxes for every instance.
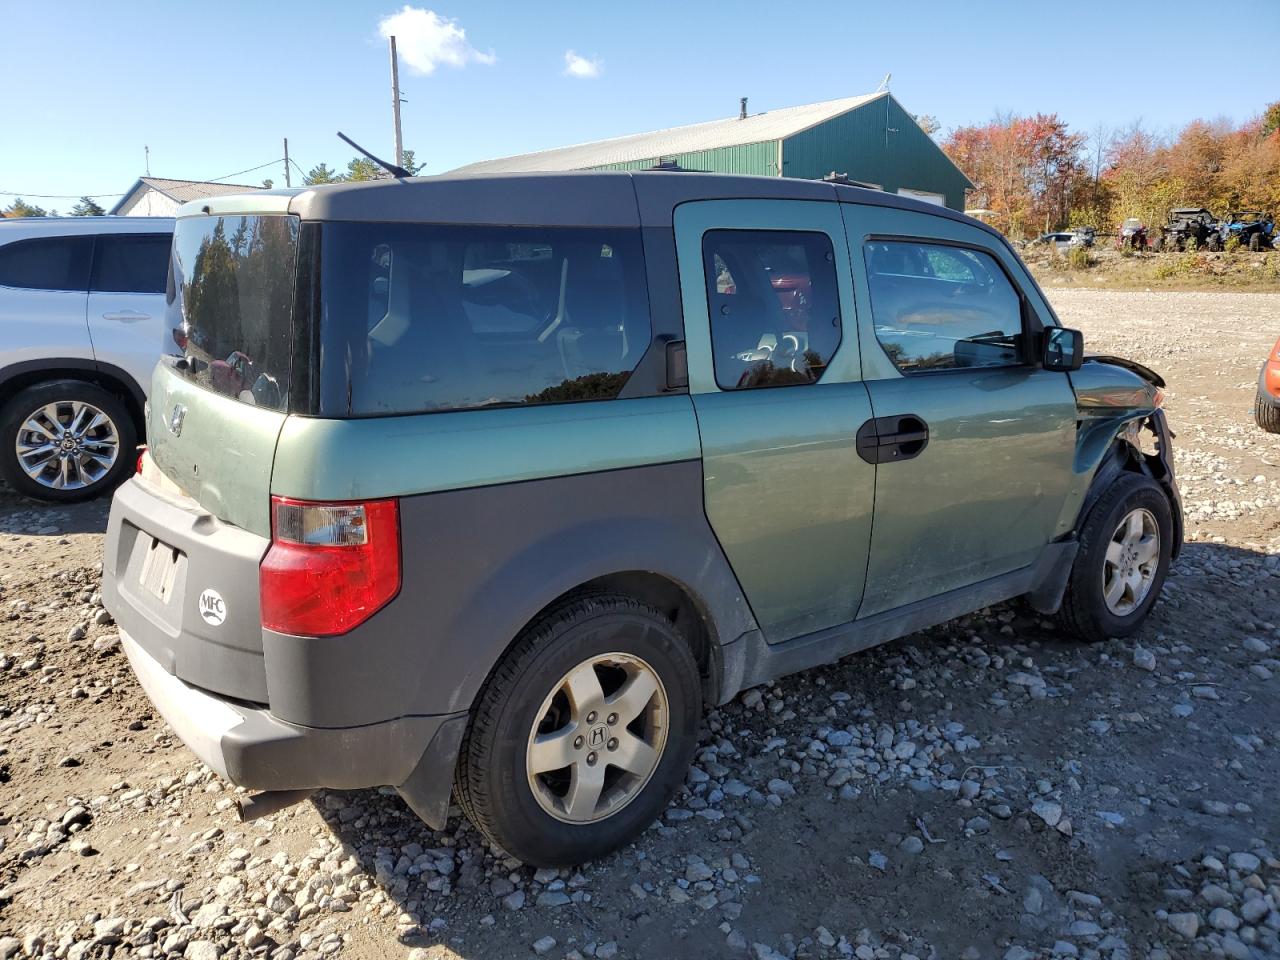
[1069,475,1173,640]
[468,599,701,866]
[0,380,137,502]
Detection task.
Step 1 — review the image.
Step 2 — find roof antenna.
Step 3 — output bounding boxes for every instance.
[875,73,891,93]
[739,97,748,120]
[336,131,413,179]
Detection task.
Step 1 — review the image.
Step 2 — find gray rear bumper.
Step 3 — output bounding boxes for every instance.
[122,628,466,825]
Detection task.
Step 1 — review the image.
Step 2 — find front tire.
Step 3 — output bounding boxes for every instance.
[1058,474,1173,642]
[0,380,136,502]
[454,594,702,866]
[1257,393,1280,434]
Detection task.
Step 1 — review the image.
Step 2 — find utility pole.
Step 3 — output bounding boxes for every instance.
[144,145,150,176]
[389,36,404,169]
[283,138,292,187]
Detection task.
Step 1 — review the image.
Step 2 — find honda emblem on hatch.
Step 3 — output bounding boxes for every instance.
[168,403,186,437]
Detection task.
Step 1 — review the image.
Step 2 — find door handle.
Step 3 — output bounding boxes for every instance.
[856,415,930,464]
[103,310,150,323]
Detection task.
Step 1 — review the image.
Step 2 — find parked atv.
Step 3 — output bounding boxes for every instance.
[1118,218,1148,251]
[1219,211,1276,252]
[1156,208,1219,252]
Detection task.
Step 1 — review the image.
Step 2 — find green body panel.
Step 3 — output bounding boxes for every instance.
[1052,361,1161,535]
[840,201,1080,616]
[674,199,875,642]
[782,98,972,210]
[590,142,778,176]
[147,363,286,537]
[270,395,701,502]
[853,370,1078,615]
[1070,361,1160,415]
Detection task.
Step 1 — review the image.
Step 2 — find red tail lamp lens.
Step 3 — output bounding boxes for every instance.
[260,497,400,637]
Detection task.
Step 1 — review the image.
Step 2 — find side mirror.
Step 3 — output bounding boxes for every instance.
[1042,326,1084,372]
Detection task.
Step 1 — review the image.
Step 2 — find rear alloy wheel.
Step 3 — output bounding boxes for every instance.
[1058,473,1174,642]
[0,380,136,502]
[454,594,701,866]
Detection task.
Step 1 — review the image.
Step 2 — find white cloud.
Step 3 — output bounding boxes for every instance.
[378,6,495,75]
[563,50,603,79]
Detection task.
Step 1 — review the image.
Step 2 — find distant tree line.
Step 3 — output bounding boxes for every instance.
[943,102,1280,239]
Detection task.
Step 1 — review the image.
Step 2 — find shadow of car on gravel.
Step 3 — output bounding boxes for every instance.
[295,540,1278,960]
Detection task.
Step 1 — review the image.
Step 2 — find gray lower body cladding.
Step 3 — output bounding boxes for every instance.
[103,460,756,823]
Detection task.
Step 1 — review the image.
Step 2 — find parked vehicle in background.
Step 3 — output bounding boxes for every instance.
[1118,218,1148,251]
[1257,334,1280,433]
[0,217,172,501]
[1155,208,1219,252]
[1220,211,1276,252]
[1034,231,1090,252]
[1071,226,1097,246]
[103,173,1182,867]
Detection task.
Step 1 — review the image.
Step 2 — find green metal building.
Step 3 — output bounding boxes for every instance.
[451,92,973,210]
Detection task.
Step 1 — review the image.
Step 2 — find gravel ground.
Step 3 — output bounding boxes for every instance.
[2,288,1280,960]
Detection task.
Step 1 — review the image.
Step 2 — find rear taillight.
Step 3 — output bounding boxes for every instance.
[259,497,401,637]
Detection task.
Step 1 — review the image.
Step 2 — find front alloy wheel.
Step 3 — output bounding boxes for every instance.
[1058,473,1174,642]
[1101,508,1160,616]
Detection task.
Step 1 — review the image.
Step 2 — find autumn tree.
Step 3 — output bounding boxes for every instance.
[3,198,47,218]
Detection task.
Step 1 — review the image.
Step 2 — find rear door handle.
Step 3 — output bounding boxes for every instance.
[856,415,930,464]
[103,310,150,323]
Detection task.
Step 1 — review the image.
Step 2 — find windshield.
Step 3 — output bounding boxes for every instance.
[165,215,299,412]
[317,222,651,416]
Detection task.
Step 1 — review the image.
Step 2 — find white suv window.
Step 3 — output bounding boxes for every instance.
[0,236,92,291]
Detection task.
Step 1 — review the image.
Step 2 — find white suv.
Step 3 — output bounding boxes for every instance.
[0,216,172,501]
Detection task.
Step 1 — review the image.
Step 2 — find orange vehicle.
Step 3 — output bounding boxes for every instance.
[1257,334,1280,433]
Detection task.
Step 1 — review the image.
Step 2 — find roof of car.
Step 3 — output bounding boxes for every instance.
[180,169,996,238]
[0,215,174,240]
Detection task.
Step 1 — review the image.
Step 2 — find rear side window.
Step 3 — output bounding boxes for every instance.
[864,240,1025,373]
[702,230,841,390]
[92,234,171,294]
[165,215,299,411]
[320,223,652,415]
[0,236,92,291]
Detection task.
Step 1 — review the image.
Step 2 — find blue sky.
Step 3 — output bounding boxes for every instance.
[3,0,1278,208]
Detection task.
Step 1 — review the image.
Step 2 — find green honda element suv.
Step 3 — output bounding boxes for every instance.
[102,172,1182,866]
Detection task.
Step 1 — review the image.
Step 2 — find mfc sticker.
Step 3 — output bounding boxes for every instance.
[199,588,227,626]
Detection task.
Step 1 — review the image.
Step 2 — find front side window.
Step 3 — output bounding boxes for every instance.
[92,234,172,294]
[864,241,1025,373]
[320,223,651,415]
[0,236,92,291]
[165,215,299,411]
[702,230,841,390]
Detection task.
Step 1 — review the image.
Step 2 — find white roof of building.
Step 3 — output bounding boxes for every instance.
[452,93,887,174]
[109,177,262,215]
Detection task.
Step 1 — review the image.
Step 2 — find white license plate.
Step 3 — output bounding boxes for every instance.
[138,536,182,603]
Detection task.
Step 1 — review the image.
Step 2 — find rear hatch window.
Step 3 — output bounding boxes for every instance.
[166,215,299,411]
[318,223,650,415]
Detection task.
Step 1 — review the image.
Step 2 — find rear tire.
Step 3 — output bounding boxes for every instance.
[0,380,136,503]
[454,594,702,866]
[1257,394,1280,434]
[1058,474,1173,643]
[1250,233,1262,252]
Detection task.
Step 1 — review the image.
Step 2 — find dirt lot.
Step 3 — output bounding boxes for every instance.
[3,289,1279,960]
